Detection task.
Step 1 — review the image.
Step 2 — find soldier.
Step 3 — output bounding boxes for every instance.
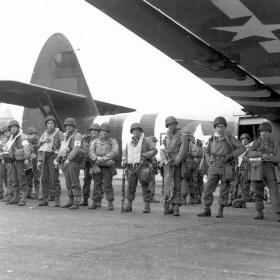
[148,136,160,203]
[80,123,100,207]
[1,126,13,202]
[26,127,40,199]
[161,116,186,216]
[0,127,6,199]
[247,122,280,221]
[232,133,252,208]
[122,124,157,213]
[193,139,204,204]
[38,115,63,207]
[181,129,202,205]
[56,118,84,209]
[5,120,31,206]
[198,116,245,218]
[89,122,118,210]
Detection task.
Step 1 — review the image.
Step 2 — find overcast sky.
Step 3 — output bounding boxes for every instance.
[0,0,244,123]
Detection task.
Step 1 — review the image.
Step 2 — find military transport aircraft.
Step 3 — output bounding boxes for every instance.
[84,0,280,141]
[0,31,239,163]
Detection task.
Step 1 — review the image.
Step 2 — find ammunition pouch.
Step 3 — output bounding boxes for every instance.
[3,151,14,163]
[139,161,153,184]
[71,148,86,164]
[15,149,25,161]
[249,158,263,181]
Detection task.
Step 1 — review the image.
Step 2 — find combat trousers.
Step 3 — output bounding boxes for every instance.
[196,170,204,196]
[41,152,61,199]
[239,170,251,201]
[202,173,231,210]
[12,160,28,194]
[0,161,5,196]
[149,174,156,197]
[126,167,152,202]
[27,158,40,194]
[252,163,280,213]
[169,166,183,205]
[181,170,196,198]
[82,161,92,199]
[5,163,13,195]
[93,167,114,202]
[64,161,81,198]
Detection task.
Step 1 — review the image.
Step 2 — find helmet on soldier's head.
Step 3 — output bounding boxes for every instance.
[27,127,38,135]
[1,126,8,133]
[258,122,272,132]
[213,116,227,128]
[8,120,20,129]
[90,123,100,131]
[100,122,111,132]
[130,123,143,134]
[64,118,76,127]
[45,115,56,125]
[240,133,250,140]
[182,127,193,137]
[165,116,178,128]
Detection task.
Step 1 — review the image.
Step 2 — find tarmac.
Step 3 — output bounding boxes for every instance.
[0,175,280,280]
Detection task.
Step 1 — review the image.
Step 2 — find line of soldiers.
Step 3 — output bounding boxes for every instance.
[0,115,279,221]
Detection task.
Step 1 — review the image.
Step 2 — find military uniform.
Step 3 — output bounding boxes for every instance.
[58,118,84,209]
[247,122,280,220]
[26,127,41,199]
[89,122,118,210]
[198,117,245,218]
[161,116,186,216]
[38,116,63,207]
[5,120,31,206]
[122,124,157,213]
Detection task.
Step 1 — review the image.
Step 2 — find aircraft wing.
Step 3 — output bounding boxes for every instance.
[0,80,135,115]
[85,0,280,122]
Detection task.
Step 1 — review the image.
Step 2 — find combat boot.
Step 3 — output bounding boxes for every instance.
[216,205,224,218]
[6,192,20,205]
[61,197,74,208]
[173,204,180,216]
[38,197,48,206]
[143,202,151,213]
[107,200,114,211]
[54,196,60,207]
[18,192,27,206]
[169,204,174,214]
[88,200,98,210]
[124,200,132,212]
[197,208,211,217]
[70,196,80,210]
[31,188,39,200]
[254,209,264,220]
[163,202,170,215]
[79,197,88,206]
[193,196,201,205]
[2,194,13,202]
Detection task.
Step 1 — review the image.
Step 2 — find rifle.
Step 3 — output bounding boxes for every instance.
[121,166,126,212]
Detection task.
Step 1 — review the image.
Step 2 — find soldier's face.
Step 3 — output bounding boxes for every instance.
[132,128,141,138]
[100,130,109,138]
[215,124,225,136]
[46,120,55,130]
[10,126,18,134]
[167,123,177,133]
[260,130,270,140]
[90,130,99,138]
[65,125,74,132]
[242,138,249,145]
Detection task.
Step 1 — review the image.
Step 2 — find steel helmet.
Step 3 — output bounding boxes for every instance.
[100,122,111,132]
[45,115,56,125]
[27,127,38,135]
[240,133,250,140]
[258,122,272,132]
[165,116,178,128]
[130,122,143,134]
[90,123,100,131]
[213,116,227,128]
[64,117,76,127]
[182,127,193,137]
[8,120,20,129]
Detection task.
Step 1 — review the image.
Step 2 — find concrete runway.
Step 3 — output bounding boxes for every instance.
[0,178,279,280]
